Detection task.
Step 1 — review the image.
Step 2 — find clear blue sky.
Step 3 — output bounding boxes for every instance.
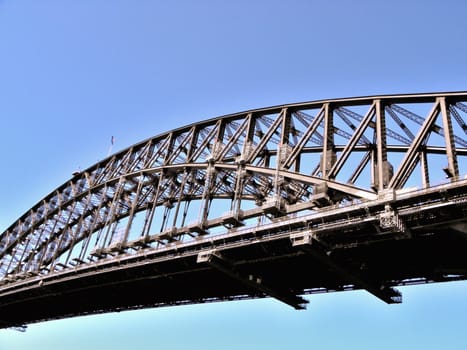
[1,0,467,349]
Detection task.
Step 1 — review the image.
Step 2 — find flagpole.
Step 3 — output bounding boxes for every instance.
[108,136,115,157]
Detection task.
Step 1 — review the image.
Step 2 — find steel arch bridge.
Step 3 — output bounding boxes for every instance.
[1,92,467,329]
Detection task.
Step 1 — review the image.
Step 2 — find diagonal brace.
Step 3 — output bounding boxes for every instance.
[388,99,441,189]
[197,250,308,310]
[291,233,401,304]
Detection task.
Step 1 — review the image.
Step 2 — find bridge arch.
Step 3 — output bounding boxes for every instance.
[1,92,467,328]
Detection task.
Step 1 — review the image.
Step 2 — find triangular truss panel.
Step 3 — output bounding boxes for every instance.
[388,98,467,189]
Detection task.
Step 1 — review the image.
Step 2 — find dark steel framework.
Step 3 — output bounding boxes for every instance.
[1,92,467,328]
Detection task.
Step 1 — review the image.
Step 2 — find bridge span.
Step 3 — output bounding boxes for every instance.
[1,92,467,328]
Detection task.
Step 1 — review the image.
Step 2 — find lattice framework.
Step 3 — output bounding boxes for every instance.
[1,92,466,284]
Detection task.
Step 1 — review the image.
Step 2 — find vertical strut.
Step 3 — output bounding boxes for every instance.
[440,97,459,180]
[375,100,389,191]
[420,149,430,188]
[122,177,144,243]
[321,103,335,179]
[141,173,162,237]
[198,164,216,224]
[278,108,292,170]
[280,108,291,148]
[171,170,189,229]
[231,114,254,213]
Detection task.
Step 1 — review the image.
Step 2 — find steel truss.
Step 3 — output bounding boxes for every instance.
[1,92,467,327]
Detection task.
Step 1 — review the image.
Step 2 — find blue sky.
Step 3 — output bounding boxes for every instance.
[0,0,467,349]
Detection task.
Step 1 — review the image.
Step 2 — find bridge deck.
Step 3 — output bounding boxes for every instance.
[1,180,466,328]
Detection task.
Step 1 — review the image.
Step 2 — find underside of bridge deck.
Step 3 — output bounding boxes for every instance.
[1,218,466,328]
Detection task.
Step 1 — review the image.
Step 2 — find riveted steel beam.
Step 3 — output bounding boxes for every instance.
[440,97,459,180]
[197,250,308,310]
[291,232,402,304]
[389,99,441,189]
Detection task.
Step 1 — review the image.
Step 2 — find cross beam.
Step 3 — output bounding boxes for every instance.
[290,232,402,304]
[197,250,308,310]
